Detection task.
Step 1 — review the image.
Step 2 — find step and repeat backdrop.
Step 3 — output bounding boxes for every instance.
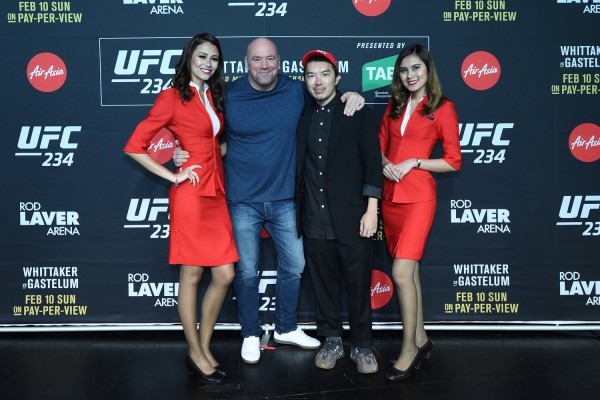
[1,1,599,331]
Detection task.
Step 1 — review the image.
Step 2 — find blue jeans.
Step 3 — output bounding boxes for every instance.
[228,199,305,337]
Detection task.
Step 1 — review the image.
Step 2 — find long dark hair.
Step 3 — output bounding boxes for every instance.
[171,33,225,113]
[388,44,446,119]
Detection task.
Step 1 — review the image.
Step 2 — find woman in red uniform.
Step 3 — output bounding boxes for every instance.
[379,44,461,380]
[124,33,237,385]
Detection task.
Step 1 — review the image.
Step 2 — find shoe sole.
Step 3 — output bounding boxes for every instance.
[241,356,260,364]
[315,352,344,369]
[315,361,337,370]
[273,338,320,349]
[356,367,379,374]
[350,354,378,374]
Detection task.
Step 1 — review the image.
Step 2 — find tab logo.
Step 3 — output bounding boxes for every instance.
[362,54,396,92]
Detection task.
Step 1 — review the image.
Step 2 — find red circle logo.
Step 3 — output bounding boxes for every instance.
[568,123,600,162]
[27,53,67,92]
[461,51,501,90]
[352,0,391,17]
[370,269,394,309]
[147,128,176,164]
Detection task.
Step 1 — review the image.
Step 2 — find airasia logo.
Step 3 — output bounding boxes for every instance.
[370,269,393,309]
[569,123,600,162]
[461,51,501,91]
[147,128,175,164]
[27,53,67,93]
[353,0,391,17]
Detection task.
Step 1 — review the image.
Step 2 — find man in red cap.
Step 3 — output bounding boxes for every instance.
[295,50,383,374]
[173,39,366,366]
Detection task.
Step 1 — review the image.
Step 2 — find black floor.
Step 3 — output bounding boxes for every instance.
[1,329,598,400]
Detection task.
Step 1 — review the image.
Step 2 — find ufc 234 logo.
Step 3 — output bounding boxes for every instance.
[124,198,170,239]
[113,49,181,94]
[459,123,513,164]
[258,270,277,311]
[15,126,81,167]
[226,2,288,16]
[232,271,277,311]
[557,195,600,236]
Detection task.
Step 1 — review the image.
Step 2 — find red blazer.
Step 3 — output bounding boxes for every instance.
[124,86,225,196]
[379,98,461,203]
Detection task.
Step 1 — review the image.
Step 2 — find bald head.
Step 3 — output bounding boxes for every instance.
[245,37,280,91]
[247,38,277,57]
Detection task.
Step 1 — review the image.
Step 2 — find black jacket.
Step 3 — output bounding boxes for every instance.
[295,95,383,245]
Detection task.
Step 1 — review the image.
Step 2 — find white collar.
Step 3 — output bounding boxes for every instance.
[189,81,208,93]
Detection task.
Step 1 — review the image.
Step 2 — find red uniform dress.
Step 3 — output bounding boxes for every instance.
[379,97,461,260]
[124,85,238,267]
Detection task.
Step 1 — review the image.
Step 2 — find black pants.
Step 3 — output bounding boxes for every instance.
[304,236,373,348]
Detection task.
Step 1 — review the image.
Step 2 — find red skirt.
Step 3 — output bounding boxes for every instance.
[381,199,436,260]
[168,187,238,267]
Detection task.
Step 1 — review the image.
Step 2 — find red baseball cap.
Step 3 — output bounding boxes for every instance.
[301,50,338,70]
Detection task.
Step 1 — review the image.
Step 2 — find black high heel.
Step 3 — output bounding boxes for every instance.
[185,354,225,384]
[386,350,422,381]
[389,338,433,364]
[420,338,433,360]
[214,365,227,379]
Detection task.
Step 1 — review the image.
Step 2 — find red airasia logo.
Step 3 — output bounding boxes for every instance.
[569,123,600,162]
[353,0,391,17]
[147,128,176,164]
[27,52,67,92]
[461,51,501,91]
[370,269,394,309]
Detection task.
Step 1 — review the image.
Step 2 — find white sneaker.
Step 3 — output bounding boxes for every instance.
[274,328,320,349]
[241,336,261,364]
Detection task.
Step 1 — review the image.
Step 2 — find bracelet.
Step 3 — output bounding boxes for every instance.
[416,158,421,168]
[174,175,178,187]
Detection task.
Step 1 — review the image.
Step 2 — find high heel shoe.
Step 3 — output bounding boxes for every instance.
[185,354,225,384]
[214,365,228,379]
[389,338,433,364]
[420,338,433,360]
[386,350,422,381]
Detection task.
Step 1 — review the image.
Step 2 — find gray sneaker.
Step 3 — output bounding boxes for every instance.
[350,346,378,374]
[314,338,344,369]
